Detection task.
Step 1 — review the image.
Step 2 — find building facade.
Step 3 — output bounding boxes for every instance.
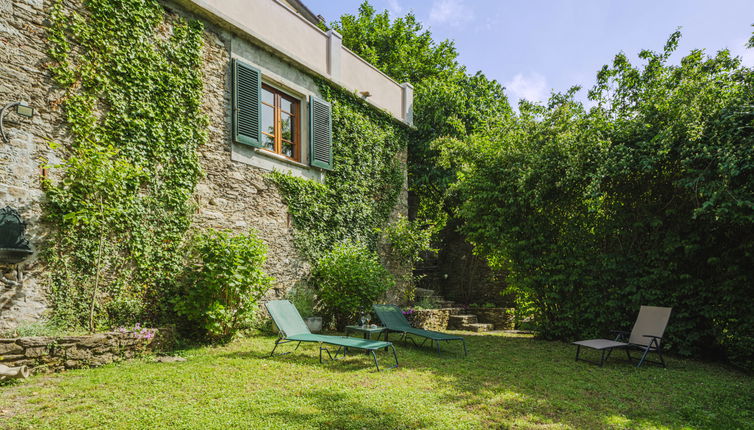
[0,0,412,330]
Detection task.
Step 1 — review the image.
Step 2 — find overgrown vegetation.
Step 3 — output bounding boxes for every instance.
[269,80,414,319]
[45,0,206,330]
[175,229,272,342]
[2,333,752,429]
[269,81,410,263]
[443,33,754,370]
[332,2,512,224]
[332,2,513,307]
[310,242,394,330]
[378,214,438,298]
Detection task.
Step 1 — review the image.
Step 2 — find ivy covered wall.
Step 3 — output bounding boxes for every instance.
[45,0,207,330]
[0,0,411,331]
[270,80,409,264]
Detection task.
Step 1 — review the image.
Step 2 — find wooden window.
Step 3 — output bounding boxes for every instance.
[260,84,301,162]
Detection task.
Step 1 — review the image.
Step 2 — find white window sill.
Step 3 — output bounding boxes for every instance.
[231,142,324,182]
[254,148,311,170]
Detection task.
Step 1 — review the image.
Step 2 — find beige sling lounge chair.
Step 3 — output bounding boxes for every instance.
[573,305,672,367]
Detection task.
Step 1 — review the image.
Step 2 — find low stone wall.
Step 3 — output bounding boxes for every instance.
[474,308,515,330]
[407,308,465,331]
[0,327,173,374]
[406,307,515,331]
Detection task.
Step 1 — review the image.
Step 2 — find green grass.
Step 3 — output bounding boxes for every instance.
[1,332,752,429]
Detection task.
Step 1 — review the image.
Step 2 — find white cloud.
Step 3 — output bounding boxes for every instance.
[428,0,472,27]
[504,73,549,104]
[385,0,403,15]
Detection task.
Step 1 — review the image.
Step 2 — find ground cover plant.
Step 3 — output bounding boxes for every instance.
[1,332,752,429]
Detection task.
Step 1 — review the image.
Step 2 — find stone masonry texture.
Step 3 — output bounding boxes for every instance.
[0,0,409,330]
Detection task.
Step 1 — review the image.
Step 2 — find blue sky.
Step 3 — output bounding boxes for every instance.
[307,0,754,106]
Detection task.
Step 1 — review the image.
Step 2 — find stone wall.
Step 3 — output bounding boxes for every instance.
[405,307,515,331]
[0,327,174,373]
[0,0,409,330]
[0,0,68,330]
[407,308,463,331]
[190,21,310,300]
[474,308,515,330]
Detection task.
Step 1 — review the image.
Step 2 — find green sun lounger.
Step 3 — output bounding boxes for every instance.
[373,304,467,356]
[265,300,398,371]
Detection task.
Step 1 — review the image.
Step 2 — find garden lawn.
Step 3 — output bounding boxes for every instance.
[1,332,752,430]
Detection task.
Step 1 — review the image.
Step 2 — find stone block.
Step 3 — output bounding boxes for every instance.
[65,347,91,361]
[17,337,52,348]
[89,353,115,366]
[0,342,23,355]
[0,354,26,363]
[24,346,48,358]
[64,360,81,369]
[77,333,109,348]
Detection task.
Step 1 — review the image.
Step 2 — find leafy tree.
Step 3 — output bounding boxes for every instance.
[332,2,512,222]
[444,31,754,370]
[331,3,513,304]
[333,2,458,84]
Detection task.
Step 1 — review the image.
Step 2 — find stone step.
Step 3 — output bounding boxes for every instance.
[461,323,495,332]
[449,314,478,324]
[448,314,478,329]
[414,288,435,298]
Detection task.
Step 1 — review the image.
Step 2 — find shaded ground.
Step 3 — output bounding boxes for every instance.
[0,331,752,429]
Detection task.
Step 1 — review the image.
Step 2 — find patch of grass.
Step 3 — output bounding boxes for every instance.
[0,332,752,429]
[0,320,86,338]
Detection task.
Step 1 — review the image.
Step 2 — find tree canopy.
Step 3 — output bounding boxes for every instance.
[443,33,754,370]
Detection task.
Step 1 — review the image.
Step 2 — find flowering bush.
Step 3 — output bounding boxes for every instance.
[115,323,156,341]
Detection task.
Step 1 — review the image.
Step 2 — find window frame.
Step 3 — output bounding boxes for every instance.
[260,83,302,162]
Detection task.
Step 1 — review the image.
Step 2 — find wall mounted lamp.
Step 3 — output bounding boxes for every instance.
[0,102,35,143]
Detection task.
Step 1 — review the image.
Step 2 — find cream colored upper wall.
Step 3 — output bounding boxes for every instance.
[179,0,412,124]
[341,48,403,121]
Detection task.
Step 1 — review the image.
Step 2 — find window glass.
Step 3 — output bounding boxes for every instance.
[262,87,274,105]
[263,133,275,151]
[261,84,300,162]
[262,104,275,136]
[282,142,294,158]
[281,112,292,141]
[280,97,294,114]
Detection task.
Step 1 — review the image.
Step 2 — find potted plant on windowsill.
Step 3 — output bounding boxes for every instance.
[287,285,322,333]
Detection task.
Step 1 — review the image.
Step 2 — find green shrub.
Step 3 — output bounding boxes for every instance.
[311,242,395,329]
[378,215,438,301]
[443,31,754,370]
[175,229,273,342]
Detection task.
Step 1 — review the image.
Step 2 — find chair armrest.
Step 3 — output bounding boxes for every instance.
[642,334,663,340]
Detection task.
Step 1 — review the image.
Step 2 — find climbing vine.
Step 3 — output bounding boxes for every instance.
[269,80,410,263]
[45,0,206,330]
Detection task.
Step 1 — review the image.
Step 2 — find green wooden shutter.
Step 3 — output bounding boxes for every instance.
[232,59,262,147]
[309,96,332,170]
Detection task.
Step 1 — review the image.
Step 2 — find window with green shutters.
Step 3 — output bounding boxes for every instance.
[232,58,332,170]
[309,97,332,170]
